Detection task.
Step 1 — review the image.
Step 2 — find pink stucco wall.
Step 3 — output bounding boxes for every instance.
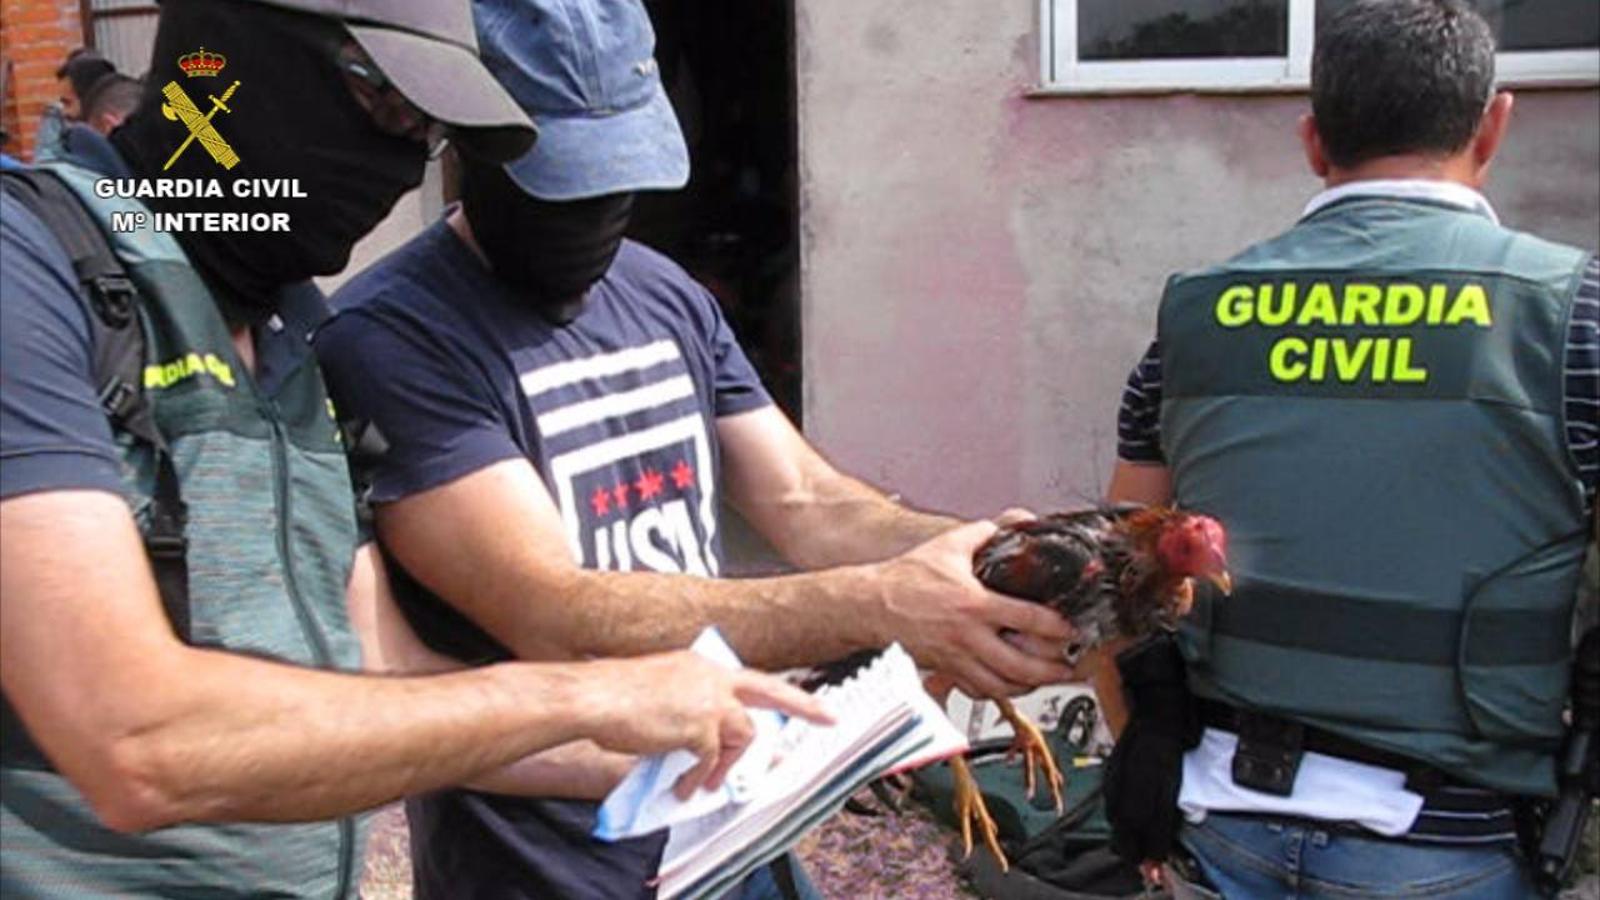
[795,2,1600,519]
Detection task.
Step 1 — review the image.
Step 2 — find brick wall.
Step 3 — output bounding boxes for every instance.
[0,0,83,160]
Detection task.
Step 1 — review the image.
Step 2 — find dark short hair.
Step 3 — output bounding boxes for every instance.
[83,73,142,124]
[1312,0,1496,169]
[55,48,116,102]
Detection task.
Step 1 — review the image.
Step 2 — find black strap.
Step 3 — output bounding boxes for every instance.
[1,169,190,640]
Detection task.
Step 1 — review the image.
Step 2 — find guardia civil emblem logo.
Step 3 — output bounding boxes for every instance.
[160,48,242,171]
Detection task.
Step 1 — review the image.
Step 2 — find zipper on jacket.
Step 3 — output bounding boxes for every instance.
[267,409,355,898]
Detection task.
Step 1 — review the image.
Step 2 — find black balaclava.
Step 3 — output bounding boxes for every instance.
[112,0,427,321]
[458,152,634,325]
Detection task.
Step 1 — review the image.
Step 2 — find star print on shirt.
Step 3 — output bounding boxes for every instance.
[671,459,696,490]
[636,468,665,502]
[612,481,631,508]
[590,487,612,517]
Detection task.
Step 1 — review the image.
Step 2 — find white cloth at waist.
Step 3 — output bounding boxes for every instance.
[1178,728,1425,836]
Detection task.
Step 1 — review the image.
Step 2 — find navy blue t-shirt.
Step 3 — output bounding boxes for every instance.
[0,193,127,501]
[315,219,771,899]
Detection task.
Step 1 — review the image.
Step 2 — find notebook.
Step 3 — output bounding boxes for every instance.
[594,631,967,900]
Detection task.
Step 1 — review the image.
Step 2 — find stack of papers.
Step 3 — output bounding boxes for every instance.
[594,630,966,900]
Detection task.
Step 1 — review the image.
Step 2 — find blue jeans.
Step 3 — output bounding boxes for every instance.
[1172,813,1538,899]
[734,856,823,900]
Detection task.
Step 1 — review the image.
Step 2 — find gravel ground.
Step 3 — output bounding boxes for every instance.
[361,797,1600,899]
[358,793,978,900]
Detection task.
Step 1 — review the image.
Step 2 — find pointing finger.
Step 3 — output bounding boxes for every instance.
[731,672,833,725]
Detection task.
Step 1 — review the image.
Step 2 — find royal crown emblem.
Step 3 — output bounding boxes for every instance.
[177,47,226,78]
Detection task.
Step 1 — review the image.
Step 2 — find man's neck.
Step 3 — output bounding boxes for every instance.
[1323,152,1480,190]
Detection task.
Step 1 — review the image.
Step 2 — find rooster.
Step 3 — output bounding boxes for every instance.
[947,504,1230,870]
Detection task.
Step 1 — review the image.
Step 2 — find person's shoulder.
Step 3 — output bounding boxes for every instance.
[2,184,72,266]
[606,240,716,313]
[603,241,729,343]
[1162,229,1298,285]
[1488,222,1593,271]
[1,187,82,314]
[609,239,699,289]
[318,224,493,371]
[329,220,470,316]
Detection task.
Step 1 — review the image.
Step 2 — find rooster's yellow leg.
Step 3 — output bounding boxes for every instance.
[950,755,1009,872]
[996,698,1066,814]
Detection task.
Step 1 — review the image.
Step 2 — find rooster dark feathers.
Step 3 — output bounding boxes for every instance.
[974,505,1230,654]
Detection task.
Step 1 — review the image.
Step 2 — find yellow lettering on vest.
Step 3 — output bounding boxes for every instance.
[1445,284,1492,327]
[1342,283,1382,325]
[1384,284,1425,325]
[1270,337,1309,381]
[1216,285,1254,327]
[1309,337,1329,381]
[1332,337,1374,381]
[1426,284,1449,324]
[1298,283,1339,326]
[1259,283,1295,326]
[204,354,235,387]
[1371,338,1392,383]
[143,352,237,391]
[1391,338,1429,383]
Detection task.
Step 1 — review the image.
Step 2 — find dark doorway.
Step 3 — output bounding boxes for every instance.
[634,0,802,421]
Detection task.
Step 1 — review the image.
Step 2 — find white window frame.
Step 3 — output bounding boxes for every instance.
[1038,0,1600,95]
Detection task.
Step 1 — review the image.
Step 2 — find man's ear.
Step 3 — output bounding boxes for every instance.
[91,111,123,136]
[1470,91,1514,187]
[1298,114,1330,179]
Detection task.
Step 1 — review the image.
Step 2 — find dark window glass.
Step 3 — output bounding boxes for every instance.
[1471,0,1598,51]
[1077,0,1289,61]
[1317,0,1599,52]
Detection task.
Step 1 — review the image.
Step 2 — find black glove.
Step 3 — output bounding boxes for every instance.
[1103,633,1202,865]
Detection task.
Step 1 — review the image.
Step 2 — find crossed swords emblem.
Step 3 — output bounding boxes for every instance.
[160,79,242,171]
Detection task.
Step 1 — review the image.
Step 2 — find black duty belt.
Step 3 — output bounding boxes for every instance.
[1198,699,1518,843]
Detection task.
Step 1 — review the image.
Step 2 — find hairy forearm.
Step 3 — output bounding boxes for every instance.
[749,473,959,569]
[375,459,1077,696]
[348,547,633,801]
[468,561,892,670]
[73,651,606,831]
[465,740,633,800]
[716,407,956,568]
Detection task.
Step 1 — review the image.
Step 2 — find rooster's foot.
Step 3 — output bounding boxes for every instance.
[950,755,1009,872]
[997,698,1065,814]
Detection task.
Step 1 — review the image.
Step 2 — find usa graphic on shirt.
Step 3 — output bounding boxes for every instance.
[521,338,722,577]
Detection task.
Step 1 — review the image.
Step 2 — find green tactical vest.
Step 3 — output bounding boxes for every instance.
[0,161,367,898]
[1159,195,1591,798]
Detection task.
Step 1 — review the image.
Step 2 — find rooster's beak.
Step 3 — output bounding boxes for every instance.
[1208,571,1233,596]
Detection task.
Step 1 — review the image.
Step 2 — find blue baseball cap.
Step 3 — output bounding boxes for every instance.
[472,0,689,200]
